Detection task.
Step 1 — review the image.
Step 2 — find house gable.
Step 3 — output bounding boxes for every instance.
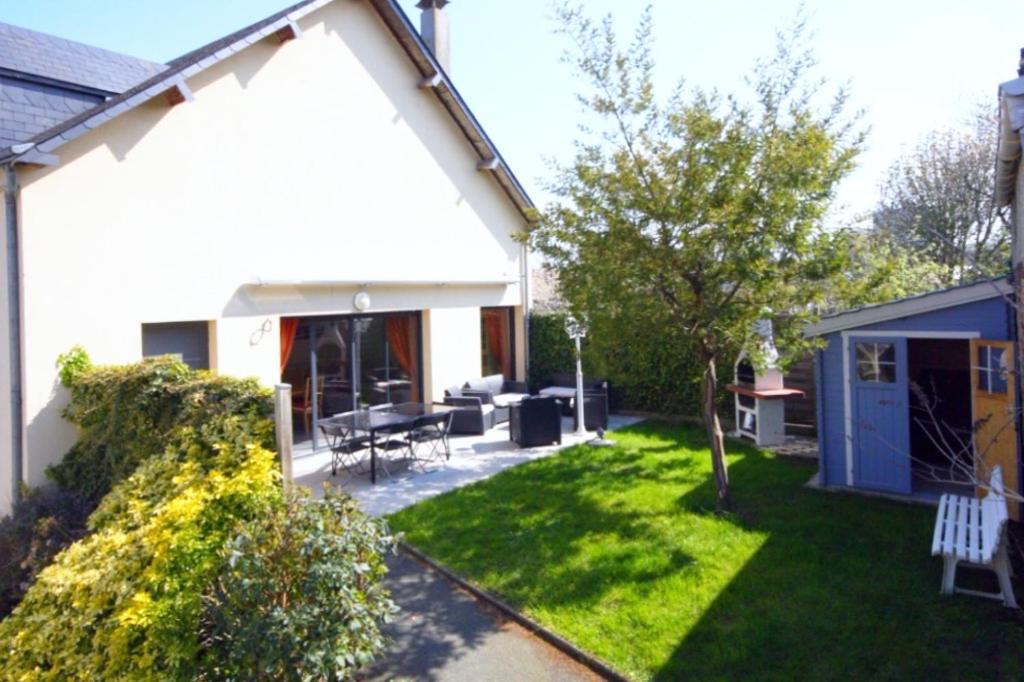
[3,0,534,223]
[12,0,531,486]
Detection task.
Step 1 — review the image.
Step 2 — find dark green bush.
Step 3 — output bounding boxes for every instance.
[49,354,274,502]
[200,487,398,680]
[0,485,91,618]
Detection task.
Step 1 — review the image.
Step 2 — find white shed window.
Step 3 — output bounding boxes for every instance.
[855,342,896,383]
[976,345,1009,394]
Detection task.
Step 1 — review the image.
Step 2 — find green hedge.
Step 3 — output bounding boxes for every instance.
[529,311,732,416]
[527,312,576,390]
[0,354,396,680]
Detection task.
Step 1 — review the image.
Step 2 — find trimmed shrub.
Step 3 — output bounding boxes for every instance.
[200,487,398,680]
[49,355,274,502]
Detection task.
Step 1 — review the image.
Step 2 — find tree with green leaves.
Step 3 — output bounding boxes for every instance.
[874,108,1010,285]
[530,5,863,511]
[829,230,947,310]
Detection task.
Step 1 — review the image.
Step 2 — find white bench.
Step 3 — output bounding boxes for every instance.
[931,465,1018,608]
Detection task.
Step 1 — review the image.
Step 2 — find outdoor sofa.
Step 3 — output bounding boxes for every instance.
[443,374,531,434]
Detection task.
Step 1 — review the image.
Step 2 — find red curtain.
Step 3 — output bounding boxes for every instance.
[386,316,419,401]
[483,309,511,378]
[279,317,300,376]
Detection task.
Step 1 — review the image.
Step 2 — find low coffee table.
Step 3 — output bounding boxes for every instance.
[538,386,577,400]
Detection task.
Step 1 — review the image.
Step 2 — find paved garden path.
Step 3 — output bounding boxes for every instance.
[361,553,601,681]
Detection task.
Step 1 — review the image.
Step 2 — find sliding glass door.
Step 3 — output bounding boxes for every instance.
[280,311,422,446]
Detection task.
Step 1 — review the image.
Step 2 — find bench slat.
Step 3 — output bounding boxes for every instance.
[932,495,949,556]
[943,496,958,556]
[955,495,969,556]
[968,498,982,564]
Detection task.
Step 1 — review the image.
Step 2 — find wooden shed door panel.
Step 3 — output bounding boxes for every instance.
[850,337,911,494]
[970,339,1019,519]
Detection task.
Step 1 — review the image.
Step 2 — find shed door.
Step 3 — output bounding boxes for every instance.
[970,339,1019,518]
[850,337,911,493]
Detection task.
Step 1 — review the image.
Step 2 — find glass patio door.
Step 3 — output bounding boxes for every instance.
[282,312,421,449]
[308,318,357,447]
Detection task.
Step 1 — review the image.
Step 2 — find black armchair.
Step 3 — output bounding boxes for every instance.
[510,396,562,447]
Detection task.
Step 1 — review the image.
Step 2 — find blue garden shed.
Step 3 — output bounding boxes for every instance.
[806,278,1020,514]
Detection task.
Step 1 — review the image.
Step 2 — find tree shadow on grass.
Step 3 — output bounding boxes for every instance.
[658,446,1024,680]
[389,430,700,613]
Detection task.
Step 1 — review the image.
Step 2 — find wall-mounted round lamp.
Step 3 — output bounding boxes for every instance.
[353,291,371,312]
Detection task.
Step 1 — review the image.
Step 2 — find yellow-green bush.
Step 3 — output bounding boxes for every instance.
[0,415,281,680]
[0,354,397,680]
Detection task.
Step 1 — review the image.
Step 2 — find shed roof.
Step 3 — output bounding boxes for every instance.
[0,0,536,223]
[804,277,1012,337]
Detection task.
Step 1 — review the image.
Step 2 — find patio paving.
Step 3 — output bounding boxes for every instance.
[292,414,643,516]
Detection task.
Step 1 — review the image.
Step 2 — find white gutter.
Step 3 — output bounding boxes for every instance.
[996,75,1024,209]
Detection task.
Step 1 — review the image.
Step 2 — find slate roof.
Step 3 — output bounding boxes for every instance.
[0,22,165,94]
[0,22,165,148]
[0,0,536,222]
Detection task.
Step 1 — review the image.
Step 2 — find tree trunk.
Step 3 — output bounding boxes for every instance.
[701,356,732,512]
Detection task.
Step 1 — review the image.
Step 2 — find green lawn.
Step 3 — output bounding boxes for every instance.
[388,421,1024,680]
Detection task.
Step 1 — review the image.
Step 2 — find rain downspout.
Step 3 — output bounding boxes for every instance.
[4,162,23,508]
[520,242,530,383]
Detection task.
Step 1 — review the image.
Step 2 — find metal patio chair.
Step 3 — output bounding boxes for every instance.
[406,410,454,471]
[319,414,371,478]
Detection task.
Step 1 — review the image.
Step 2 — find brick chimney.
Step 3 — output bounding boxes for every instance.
[416,0,450,73]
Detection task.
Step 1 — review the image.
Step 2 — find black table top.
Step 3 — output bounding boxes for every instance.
[321,402,448,433]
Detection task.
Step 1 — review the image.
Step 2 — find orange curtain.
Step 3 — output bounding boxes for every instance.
[386,316,419,401]
[279,317,300,376]
[483,309,511,378]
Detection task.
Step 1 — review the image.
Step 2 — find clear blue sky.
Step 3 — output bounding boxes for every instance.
[3,0,1022,224]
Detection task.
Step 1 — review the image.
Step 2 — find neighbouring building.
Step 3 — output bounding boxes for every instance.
[530,267,564,313]
[0,0,535,515]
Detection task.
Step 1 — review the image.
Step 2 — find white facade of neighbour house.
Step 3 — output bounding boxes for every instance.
[997,59,1024,422]
[0,0,534,515]
[997,60,1024,268]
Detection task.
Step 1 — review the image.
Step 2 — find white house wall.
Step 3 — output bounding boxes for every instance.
[11,1,528,488]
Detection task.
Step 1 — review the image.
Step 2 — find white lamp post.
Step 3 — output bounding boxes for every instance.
[565,315,589,437]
